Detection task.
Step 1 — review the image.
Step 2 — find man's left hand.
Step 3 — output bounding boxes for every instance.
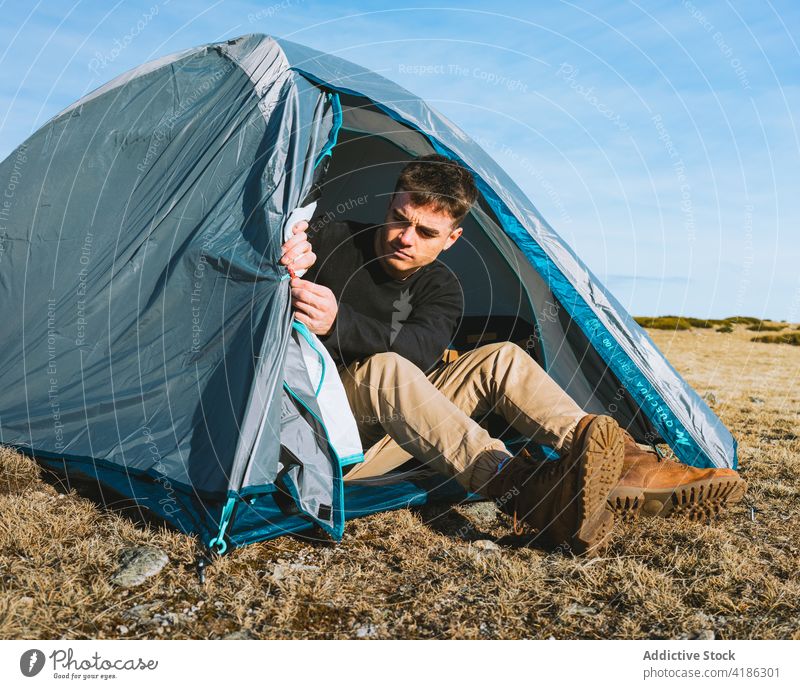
[291,278,338,336]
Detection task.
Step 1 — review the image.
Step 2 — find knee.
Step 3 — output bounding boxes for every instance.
[359,351,420,386]
[481,340,527,364]
[479,341,540,376]
[497,341,526,358]
[365,351,410,370]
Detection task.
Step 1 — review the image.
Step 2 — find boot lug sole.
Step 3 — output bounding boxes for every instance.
[608,476,747,521]
[570,416,625,554]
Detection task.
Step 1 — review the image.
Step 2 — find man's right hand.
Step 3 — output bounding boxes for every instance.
[280,221,315,272]
[290,278,338,336]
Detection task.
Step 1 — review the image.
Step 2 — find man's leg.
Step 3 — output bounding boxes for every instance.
[339,351,510,491]
[343,433,418,482]
[343,342,586,489]
[419,342,746,521]
[339,347,623,554]
[425,341,584,453]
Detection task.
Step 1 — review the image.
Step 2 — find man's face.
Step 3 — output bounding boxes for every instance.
[375,190,463,280]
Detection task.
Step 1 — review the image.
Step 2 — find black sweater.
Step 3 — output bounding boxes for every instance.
[303,219,463,372]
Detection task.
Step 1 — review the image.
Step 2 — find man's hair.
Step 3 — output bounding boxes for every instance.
[394,154,478,225]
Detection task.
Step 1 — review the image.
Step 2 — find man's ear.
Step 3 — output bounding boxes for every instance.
[443,226,463,251]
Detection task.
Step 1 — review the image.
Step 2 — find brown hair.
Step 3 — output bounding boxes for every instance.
[394,154,478,225]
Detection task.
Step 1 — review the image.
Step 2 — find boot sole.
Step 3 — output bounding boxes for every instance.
[608,475,747,521]
[569,416,625,554]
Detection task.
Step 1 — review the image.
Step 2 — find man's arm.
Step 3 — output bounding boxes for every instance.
[283,220,462,370]
[291,275,462,372]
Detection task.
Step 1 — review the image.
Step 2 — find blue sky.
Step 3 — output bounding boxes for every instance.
[1,0,798,319]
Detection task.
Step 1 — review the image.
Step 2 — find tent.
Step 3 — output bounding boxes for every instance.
[0,34,737,553]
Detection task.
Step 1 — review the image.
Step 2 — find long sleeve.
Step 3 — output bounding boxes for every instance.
[304,219,463,371]
[321,277,462,372]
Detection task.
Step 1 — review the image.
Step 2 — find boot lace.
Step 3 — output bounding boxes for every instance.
[496,449,568,535]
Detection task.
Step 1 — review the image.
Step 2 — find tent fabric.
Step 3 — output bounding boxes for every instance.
[0,33,737,552]
[276,37,736,471]
[0,35,353,548]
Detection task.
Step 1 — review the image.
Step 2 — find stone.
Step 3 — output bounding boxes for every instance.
[467,540,502,561]
[565,603,598,617]
[693,629,715,640]
[460,501,498,523]
[702,391,717,406]
[223,629,256,640]
[111,546,168,588]
[270,562,320,582]
[471,539,500,551]
[749,396,765,405]
[355,623,377,638]
[680,627,716,640]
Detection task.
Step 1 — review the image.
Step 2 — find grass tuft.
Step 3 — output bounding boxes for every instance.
[751,332,800,346]
[747,323,787,332]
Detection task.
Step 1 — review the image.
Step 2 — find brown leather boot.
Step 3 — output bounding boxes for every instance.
[487,414,624,555]
[607,431,747,520]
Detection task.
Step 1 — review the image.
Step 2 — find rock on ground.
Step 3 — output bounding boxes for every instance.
[471,539,500,551]
[223,629,256,640]
[270,562,320,582]
[460,501,498,523]
[111,546,169,588]
[467,540,502,561]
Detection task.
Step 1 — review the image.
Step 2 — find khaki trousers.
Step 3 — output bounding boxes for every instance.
[340,342,585,494]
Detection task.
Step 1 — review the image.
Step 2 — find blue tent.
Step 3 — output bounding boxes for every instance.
[0,34,737,553]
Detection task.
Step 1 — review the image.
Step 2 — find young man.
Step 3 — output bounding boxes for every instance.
[280,155,746,554]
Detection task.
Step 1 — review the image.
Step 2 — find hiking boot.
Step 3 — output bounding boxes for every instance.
[486,414,624,555]
[607,431,747,520]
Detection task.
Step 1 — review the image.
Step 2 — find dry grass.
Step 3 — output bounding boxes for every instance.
[1,322,799,640]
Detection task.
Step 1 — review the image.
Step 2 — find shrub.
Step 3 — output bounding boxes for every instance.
[723,316,763,326]
[634,316,692,330]
[751,332,800,346]
[746,323,786,332]
[634,315,782,332]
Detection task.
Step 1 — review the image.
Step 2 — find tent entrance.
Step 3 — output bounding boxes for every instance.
[312,94,655,443]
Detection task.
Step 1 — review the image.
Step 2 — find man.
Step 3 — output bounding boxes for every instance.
[280,155,746,554]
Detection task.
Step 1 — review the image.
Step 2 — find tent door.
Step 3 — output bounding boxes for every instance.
[277,323,363,538]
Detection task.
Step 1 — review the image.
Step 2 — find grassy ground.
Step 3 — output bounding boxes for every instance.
[1,322,799,640]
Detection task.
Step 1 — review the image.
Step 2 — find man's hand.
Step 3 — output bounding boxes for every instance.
[280,220,315,272]
[291,277,338,336]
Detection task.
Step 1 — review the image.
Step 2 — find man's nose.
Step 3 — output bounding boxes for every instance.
[398,225,415,245]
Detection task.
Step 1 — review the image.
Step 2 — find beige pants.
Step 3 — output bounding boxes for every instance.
[340,342,585,494]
